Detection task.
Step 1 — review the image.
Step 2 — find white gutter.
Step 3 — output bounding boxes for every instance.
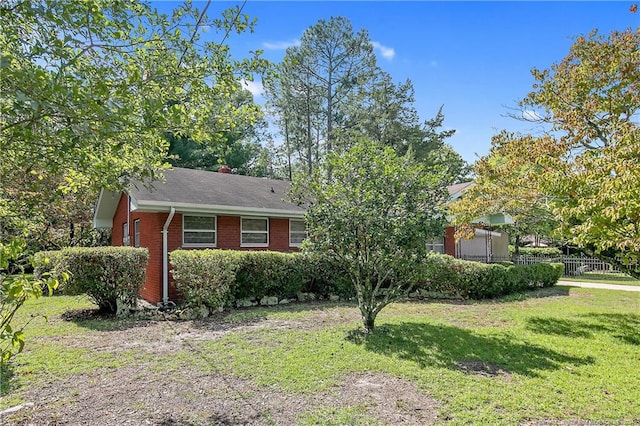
[131,199,305,219]
[161,207,176,306]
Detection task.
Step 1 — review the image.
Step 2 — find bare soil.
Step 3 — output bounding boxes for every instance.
[2,306,440,425]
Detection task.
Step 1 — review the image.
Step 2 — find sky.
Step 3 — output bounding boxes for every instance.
[155,1,639,164]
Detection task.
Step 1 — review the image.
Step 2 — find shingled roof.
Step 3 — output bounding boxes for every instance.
[93,168,304,228]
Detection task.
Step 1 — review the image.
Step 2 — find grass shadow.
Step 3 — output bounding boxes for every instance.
[347,321,594,377]
[0,363,18,396]
[527,313,640,345]
[61,308,157,332]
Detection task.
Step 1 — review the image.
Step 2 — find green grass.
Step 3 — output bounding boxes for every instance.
[2,287,639,425]
[561,271,640,286]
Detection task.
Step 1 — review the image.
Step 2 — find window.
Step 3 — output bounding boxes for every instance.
[289,219,306,247]
[122,222,130,246]
[426,238,445,254]
[183,215,216,247]
[133,219,140,247]
[241,217,268,247]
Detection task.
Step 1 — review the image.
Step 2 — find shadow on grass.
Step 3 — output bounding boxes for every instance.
[527,313,640,345]
[0,363,17,396]
[347,322,594,377]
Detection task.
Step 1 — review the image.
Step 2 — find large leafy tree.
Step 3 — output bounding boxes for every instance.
[454,27,639,275]
[448,131,557,252]
[521,27,640,275]
[292,140,449,333]
[0,0,266,361]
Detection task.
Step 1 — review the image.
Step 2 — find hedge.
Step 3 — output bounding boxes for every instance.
[509,245,563,256]
[170,250,352,311]
[417,252,563,299]
[170,250,563,311]
[34,247,148,313]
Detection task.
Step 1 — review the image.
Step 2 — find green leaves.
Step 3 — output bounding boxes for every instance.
[292,139,450,331]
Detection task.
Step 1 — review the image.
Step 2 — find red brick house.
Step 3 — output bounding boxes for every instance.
[93,168,510,305]
[93,167,306,305]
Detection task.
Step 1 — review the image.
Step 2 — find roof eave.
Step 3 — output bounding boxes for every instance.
[132,199,305,219]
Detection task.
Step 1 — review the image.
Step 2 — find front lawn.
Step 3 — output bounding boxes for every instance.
[1,287,638,425]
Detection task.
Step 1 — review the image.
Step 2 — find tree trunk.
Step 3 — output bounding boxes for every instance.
[361,308,376,333]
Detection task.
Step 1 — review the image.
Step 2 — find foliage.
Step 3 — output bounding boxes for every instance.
[166,89,271,176]
[452,27,640,275]
[1,239,64,365]
[417,253,562,299]
[170,250,352,311]
[508,246,563,257]
[34,247,148,313]
[520,27,640,276]
[448,131,557,250]
[292,139,449,332]
[264,17,468,181]
[0,0,266,360]
[170,250,240,311]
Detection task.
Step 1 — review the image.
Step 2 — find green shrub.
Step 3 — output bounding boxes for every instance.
[509,245,563,256]
[34,247,148,313]
[170,250,354,310]
[233,251,303,300]
[417,253,562,299]
[297,252,353,298]
[170,250,240,311]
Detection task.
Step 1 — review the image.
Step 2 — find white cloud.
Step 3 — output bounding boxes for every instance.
[522,109,543,121]
[262,39,301,50]
[242,79,263,97]
[371,41,395,60]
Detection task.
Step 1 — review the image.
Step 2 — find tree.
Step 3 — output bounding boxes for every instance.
[448,131,557,252]
[457,27,639,275]
[265,17,379,175]
[0,0,266,358]
[291,139,449,333]
[167,88,267,174]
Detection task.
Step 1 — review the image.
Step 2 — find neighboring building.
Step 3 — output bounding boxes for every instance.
[444,182,512,261]
[93,169,510,305]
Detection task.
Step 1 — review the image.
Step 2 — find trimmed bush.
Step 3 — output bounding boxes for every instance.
[34,247,148,313]
[170,250,241,311]
[170,250,354,310]
[509,245,563,256]
[417,253,563,299]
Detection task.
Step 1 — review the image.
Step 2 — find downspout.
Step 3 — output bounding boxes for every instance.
[161,207,176,307]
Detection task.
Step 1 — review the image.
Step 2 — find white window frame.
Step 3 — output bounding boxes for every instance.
[182,215,217,247]
[289,219,306,248]
[241,217,269,248]
[122,222,130,246]
[133,219,140,248]
[426,238,445,254]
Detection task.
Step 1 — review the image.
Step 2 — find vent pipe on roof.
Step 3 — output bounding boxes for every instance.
[160,207,176,307]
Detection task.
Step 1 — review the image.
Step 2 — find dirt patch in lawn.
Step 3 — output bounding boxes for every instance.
[2,305,439,425]
[333,372,440,425]
[456,359,513,380]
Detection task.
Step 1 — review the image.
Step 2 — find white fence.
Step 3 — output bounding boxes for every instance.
[459,254,626,277]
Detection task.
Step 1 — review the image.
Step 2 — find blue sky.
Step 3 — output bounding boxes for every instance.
[155,1,639,164]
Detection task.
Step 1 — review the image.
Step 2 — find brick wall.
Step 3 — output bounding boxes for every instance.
[444,226,456,256]
[112,199,300,304]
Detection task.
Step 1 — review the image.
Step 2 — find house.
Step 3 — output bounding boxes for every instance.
[445,182,512,261]
[93,167,305,305]
[93,168,510,305]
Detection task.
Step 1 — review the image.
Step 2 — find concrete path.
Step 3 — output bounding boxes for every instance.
[558,280,640,292]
